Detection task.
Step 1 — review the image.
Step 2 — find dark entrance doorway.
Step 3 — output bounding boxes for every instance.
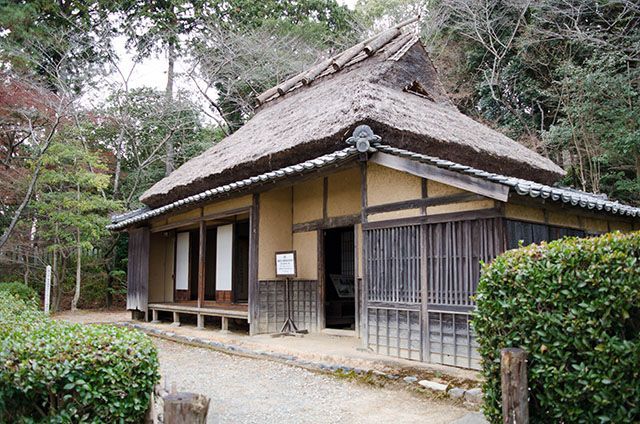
[232,220,250,302]
[323,227,355,329]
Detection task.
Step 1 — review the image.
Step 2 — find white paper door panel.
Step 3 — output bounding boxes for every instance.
[216,224,234,291]
[175,232,190,290]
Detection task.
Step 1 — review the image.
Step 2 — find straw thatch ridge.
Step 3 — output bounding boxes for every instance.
[140,34,564,208]
[255,16,420,105]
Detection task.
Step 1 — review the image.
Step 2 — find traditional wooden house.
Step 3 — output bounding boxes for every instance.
[109,18,640,369]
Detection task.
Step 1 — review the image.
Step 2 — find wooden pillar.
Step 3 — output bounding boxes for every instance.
[151,309,160,324]
[248,194,260,335]
[171,312,181,327]
[501,348,529,424]
[196,314,204,330]
[164,392,210,424]
[197,218,206,309]
[221,316,229,333]
[359,161,368,348]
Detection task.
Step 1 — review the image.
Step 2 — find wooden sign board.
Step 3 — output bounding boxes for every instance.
[275,251,297,278]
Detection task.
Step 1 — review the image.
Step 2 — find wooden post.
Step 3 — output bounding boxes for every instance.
[163,392,210,424]
[197,218,206,309]
[501,348,529,424]
[248,194,260,335]
[44,265,51,314]
[171,312,181,327]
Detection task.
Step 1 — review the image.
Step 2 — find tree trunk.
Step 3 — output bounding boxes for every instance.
[165,37,175,177]
[0,116,60,251]
[72,228,81,311]
[164,392,210,424]
[113,126,126,197]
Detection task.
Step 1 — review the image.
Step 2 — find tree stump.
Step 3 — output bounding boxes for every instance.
[163,392,210,424]
[501,348,529,424]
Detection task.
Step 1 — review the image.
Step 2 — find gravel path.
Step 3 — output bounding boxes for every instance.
[155,338,468,424]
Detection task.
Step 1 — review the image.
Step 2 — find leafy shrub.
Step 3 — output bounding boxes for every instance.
[0,281,38,302]
[475,231,640,423]
[0,297,159,423]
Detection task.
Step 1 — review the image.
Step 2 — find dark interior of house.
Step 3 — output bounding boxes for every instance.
[324,226,355,329]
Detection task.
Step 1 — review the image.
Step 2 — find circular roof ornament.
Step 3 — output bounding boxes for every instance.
[346,124,381,153]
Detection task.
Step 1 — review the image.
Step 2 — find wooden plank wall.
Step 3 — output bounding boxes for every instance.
[255,280,319,333]
[363,217,504,369]
[367,307,422,361]
[427,311,481,369]
[127,227,150,313]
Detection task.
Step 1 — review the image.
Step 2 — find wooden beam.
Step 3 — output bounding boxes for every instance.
[197,218,206,309]
[150,207,250,233]
[322,177,328,220]
[365,193,484,215]
[362,208,504,230]
[292,214,360,233]
[248,193,260,335]
[371,152,510,202]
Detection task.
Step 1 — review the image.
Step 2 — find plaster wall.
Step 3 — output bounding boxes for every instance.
[258,187,293,279]
[203,195,252,216]
[327,167,361,217]
[293,178,323,224]
[292,231,318,280]
[367,163,422,206]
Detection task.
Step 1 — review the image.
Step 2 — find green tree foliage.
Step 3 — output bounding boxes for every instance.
[30,124,120,310]
[0,0,118,91]
[475,232,640,422]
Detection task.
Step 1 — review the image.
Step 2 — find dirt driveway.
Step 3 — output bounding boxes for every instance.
[155,338,472,424]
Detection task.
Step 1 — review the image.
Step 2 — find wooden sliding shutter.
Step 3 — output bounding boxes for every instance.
[127,227,150,312]
[424,218,504,369]
[363,217,505,369]
[364,224,422,360]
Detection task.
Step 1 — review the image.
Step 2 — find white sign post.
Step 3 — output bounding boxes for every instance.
[275,251,297,278]
[274,251,306,335]
[44,265,51,314]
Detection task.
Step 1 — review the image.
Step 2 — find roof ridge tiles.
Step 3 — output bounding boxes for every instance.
[112,144,640,230]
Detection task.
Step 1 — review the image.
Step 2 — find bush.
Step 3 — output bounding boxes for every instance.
[475,231,640,423]
[0,281,38,302]
[0,297,159,423]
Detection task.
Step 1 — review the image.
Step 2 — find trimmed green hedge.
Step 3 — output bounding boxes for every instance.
[0,296,159,422]
[475,231,640,423]
[0,281,38,302]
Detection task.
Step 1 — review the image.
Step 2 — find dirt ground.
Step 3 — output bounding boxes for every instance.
[54,309,130,324]
[154,338,470,424]
[55,310,486,423]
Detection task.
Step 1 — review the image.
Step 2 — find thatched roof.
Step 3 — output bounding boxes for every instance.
[140,19,564,208]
